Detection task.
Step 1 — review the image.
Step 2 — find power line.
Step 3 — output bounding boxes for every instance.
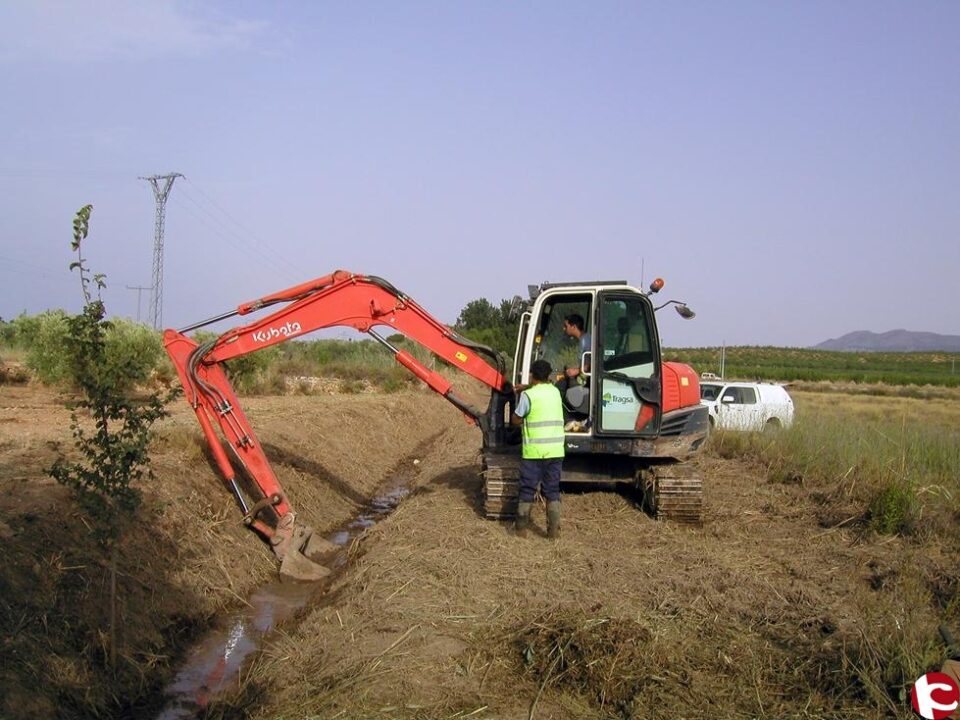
[0,254,63,279]
[168,195,295,291]
[177,179,301,278]
[171,188,297,282]
[182,177,300,273]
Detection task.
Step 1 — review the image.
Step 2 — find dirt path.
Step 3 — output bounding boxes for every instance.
[0,384,945,719]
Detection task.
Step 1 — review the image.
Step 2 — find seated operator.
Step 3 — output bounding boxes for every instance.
[562,314,591,378]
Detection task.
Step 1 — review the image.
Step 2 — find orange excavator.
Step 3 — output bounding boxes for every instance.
[164,270,708,579]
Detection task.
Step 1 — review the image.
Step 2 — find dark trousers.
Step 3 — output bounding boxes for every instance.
[518,457,563,502]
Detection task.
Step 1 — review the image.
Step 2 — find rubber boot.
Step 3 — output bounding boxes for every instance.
[546,501,562,539]
[514,501,532,537]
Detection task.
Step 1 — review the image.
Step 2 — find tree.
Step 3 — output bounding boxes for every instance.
[49,205,173,672]
[456,298,500,332]
[455,297,520,359]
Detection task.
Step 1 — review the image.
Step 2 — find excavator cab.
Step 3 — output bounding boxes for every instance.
[513,282,662,439]
[484,279,708,522]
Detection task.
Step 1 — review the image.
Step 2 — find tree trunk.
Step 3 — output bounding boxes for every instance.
[110,542,117,674]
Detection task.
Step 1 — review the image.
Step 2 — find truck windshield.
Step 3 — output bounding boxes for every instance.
[700,383,722,401]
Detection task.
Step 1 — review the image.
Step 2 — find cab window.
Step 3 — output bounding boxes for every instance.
[701,384,721,401]
[722,387,757,405]
[532,294,591,376]
[599,295,655,378]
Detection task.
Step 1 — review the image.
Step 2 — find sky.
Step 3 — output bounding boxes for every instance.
[1,1,957,348]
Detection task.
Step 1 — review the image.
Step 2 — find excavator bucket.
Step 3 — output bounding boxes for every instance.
[272,514,336,582]
[280,548,331,582]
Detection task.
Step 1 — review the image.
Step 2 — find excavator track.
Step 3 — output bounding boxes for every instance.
[483,452,703,524]
[641,462,703,525]
[481,450,521,519]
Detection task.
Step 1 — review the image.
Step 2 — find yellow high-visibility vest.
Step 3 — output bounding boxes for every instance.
[521,383,565,459]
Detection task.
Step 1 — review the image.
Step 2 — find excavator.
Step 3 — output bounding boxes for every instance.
[164,270,708,580]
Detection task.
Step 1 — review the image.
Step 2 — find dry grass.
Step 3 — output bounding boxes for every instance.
[789,379,960,402]
[793,388,960,430]
[4,380,956,719]
[211,409,957,719]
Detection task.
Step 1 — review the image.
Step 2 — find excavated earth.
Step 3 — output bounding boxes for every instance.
[0,381,955,719]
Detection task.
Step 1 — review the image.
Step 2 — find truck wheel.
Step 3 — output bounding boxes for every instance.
[763,418,782,433]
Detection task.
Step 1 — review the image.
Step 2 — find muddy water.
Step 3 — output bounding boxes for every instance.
[154,481,411,719]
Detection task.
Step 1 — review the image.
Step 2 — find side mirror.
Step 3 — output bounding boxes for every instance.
[721,395,735,404]
[654,299,696,319]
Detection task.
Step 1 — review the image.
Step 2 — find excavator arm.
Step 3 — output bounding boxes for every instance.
[164,270,515,580]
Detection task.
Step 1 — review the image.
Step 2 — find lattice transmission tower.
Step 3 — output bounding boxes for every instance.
[140,173,182,329]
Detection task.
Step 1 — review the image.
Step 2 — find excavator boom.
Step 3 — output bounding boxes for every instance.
[164,270,514,579]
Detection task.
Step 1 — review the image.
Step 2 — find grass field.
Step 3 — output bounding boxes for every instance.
[711,389,960,540]
[666,346,960,387]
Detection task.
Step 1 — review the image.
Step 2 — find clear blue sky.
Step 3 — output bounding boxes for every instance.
[1,1,957,347]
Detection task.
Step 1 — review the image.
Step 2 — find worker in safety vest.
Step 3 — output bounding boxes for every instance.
[511,359,566,538]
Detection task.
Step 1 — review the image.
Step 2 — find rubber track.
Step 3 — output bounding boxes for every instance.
[481,451,520,519]
[649,463,703,525]
[482,453,703,525]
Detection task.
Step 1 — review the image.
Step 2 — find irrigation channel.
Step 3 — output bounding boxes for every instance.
[154,480,412,719]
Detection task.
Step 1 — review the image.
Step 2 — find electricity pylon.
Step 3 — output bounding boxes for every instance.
[140,173,182,329]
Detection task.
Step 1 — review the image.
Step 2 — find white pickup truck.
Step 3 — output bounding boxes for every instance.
[700,380,794,432]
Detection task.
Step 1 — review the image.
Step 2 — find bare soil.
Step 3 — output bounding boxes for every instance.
[0,382,954,719]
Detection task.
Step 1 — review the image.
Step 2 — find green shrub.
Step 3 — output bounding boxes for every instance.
[223,348,280,394]
[867,480,917,535]
[11,311,162,390]
[11,310,71,384]
[0,318,17,346]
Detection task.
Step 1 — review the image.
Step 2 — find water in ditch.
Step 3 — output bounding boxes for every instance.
[153,482,410,719]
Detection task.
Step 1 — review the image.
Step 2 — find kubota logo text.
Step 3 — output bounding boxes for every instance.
[252,321,302,344]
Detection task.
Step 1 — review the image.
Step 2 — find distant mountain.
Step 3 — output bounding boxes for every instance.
[814,330,960,352]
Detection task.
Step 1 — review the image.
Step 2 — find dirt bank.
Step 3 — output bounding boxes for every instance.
[1,383,955,719]
[0,382,453,718]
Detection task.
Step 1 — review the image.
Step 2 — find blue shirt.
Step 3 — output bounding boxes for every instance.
[515,391,531,417]
[580,331,591,355]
